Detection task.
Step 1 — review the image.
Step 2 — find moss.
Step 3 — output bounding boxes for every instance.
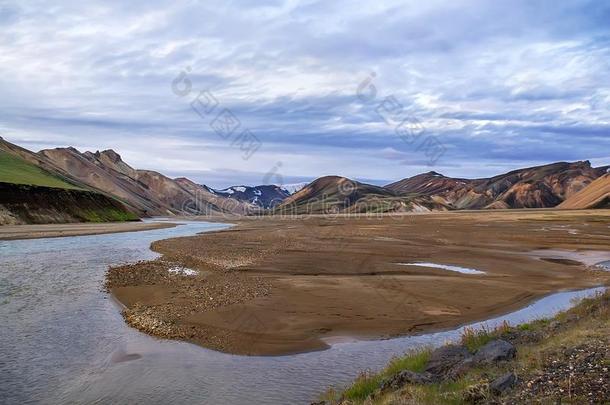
[0,151,82,189]
[80,207,138,222]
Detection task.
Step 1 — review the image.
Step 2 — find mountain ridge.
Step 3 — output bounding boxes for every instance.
[0,140,138,224]
[1,137,609,222]
[386,161,608,210]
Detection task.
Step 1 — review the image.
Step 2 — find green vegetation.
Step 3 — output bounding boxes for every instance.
[460,321,510,352]
[322,290,610,404]
[79,207,139,222]
[396,376,478,405]
[1,181,139,224]
[325,348,432,402]
[341,371,383,402]
[384,348,431,375]
[0,151,81,189]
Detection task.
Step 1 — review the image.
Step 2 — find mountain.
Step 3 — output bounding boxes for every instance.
[2,137,608,223]
[208,185,291,209]
[174,178,257,215]
[386,171,473,206]
[39,147,240,216]
[276,175,449,214]
[386,161,608,209]
[0,138,137,224]
[558,173,610,209]
[0,137,93,189]
[39,147,162,215]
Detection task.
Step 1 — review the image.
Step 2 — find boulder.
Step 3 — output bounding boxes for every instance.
[380,370,433,390]
[490,372,517,395]
[472,339,516,365]
[447,357,475,380]
[424,345,472,378]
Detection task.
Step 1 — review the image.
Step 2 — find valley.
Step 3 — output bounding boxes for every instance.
[3,3,609,403]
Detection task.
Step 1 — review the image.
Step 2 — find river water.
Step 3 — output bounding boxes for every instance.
[0,220,605,404]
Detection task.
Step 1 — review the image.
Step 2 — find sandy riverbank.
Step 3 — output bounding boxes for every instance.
[106,210,610,356]
[0,221,177,240]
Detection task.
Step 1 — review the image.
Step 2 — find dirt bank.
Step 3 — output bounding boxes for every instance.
[106,210,610,356]
[0,221,177,240]
[0,182,139,225]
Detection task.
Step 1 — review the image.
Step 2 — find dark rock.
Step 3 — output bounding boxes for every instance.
[425,345,472,378]
[473,340,516,365]
[380,370,433,390]
[490,372,517,395]
[447,357,475,380]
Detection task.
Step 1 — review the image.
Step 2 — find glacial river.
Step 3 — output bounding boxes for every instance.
[0,220,605,404]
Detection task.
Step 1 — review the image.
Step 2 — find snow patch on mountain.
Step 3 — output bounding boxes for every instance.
[279,182,309,195]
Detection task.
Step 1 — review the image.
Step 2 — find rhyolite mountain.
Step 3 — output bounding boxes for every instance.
[0,137,137,224]
[1,137,608,225]
[276,175,450,214]
[38,147,251,216]
[386,161,609,209]
[558,173,610,209]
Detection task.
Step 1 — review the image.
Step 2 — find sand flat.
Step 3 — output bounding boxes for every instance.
[0,221,177,240]
[106,209,610,355]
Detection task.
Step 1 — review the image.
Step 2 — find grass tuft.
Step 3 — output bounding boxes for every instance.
[385,347,432,375]
[342,370,383,401]
[325,290,610,404]
[460,321,510,352]
[338,347,433,401]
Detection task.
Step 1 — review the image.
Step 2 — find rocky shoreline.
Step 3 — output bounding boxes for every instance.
[318,289,609,404]
[106,259,272,354]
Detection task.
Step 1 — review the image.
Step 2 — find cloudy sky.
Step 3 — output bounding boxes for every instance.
[0,0,609,187]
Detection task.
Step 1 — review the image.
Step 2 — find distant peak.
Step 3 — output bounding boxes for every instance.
[65,146,81,154]
[423,171,444,177]
[315,175,344,182]
[174,177,194,184]
[99,149,122,162]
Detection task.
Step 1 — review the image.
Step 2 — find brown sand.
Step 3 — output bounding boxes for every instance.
[0,221,176,240]
[106,209,610,355]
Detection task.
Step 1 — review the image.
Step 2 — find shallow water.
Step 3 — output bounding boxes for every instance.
[0,220,605,404]
[529,249,610,266]
[396,262,486,275]
[597,260,610,271]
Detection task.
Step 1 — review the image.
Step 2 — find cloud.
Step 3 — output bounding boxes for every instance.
[0,0,608,186]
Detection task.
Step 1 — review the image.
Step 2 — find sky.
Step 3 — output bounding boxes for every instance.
[0,0,609,188]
